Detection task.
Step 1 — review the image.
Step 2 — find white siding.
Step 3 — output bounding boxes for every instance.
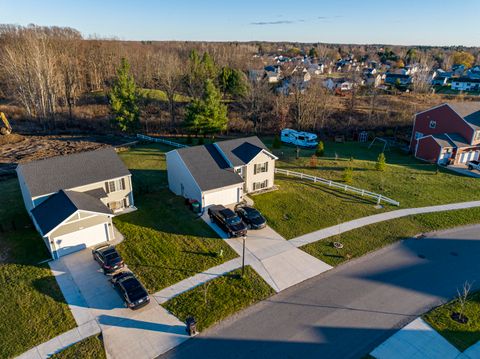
[166,150,203,203]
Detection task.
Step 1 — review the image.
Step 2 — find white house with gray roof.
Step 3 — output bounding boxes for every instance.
[166,136,277,208]
[16,147,135,259]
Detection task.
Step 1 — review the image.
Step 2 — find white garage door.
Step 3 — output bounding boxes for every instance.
[203,186,242,207]
[54,222,109,257]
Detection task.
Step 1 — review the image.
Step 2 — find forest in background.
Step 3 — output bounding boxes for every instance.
[1,24,479,140]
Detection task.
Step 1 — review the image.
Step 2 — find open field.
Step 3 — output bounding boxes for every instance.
[301,207,480,266]
[163,266,275,332]
[51,335,106,359]
[0,179,76,358]
[424,291,480,351]
[115,143,237,292]
[254,139,480,239]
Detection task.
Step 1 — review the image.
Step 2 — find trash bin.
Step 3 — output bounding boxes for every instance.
[191,200,201,214]
[186,316,198,336]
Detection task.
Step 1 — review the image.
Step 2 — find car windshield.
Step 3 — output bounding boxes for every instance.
[226,216,242,225]
[122,278,147,302]
[105,252,122,265]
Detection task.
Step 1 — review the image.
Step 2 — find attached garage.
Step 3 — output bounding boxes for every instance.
[53,222,110,257]
[203,185,243,208]
[31,190,114,259]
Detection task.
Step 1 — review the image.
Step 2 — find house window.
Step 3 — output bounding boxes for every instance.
[415,132,424,140]
[108,197,129,211]
[253,180,269,191]
[475,131,480,141]
[235,167,243,176]
[254,162,269,174]
[106,178,126,193]
[429,120,436,129]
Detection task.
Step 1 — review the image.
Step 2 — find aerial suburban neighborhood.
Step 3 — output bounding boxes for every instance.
[1,1,480,359]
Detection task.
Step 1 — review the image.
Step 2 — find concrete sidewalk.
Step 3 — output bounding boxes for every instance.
[290,200,480,248]
[16,321,100,359]
[201,211,332,292]
[153,258,243,304]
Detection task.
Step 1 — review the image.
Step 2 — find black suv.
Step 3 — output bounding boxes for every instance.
[208,205,247,237]
[111,271,150,309]
[236,206,267,230]
[92,244,125,274]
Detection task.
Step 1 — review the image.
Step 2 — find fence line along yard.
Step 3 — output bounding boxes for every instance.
[137,134,189,148]
[275,168,400,206]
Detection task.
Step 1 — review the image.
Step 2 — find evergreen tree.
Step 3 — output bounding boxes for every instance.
[315,141,325,157]
[109,58,139,132]
[375,152,387,171]
[272,135,282,149]
[184,79,228,136]
[218,67,247,98]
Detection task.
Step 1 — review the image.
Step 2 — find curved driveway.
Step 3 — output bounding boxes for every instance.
[161,225,480,359]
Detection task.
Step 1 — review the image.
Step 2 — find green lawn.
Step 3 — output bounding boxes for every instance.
[51,335,106,359]
[163,266,275,331]
[0,179,76,358]
[301,207,480,266]
[115,143,237,293]
[253,139,480,239]
[424,291,480,351]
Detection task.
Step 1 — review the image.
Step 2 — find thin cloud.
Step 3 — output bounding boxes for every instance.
[250,20,297,26]
[251,16,342,26]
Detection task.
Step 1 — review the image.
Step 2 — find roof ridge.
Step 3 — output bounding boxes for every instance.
[18,147,115,168]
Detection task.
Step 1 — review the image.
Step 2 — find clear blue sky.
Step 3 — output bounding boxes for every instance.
[1,0,479,46]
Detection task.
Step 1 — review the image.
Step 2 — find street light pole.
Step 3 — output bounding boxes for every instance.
[242,235,246,277]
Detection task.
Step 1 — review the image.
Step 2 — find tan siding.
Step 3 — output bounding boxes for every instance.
[244,151,275,193]
[49,213,112,238]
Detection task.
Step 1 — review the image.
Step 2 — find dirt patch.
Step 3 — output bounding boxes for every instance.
[0,134,133,167]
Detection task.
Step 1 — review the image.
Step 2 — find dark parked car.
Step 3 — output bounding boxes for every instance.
[92,244,125,274]
[208,205,247,237]
[111,271,150,309]
[236,206,267,230]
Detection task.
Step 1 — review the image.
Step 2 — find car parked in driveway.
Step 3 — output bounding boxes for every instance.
[236,206,267,230]
[92,244,125,274]
[467,160,480,171]
[208,205,247,238]
[111,271,150,309]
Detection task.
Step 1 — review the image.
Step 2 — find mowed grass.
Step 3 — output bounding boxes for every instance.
[0,179,76,358]
[115,143,237,292]
[51,335,106,359]
[424,291,480,351]
[254,139,480,239]
[163,266,275,331]
[302,207,480,266]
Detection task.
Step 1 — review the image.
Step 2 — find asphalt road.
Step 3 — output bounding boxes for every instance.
[161,225,480,359]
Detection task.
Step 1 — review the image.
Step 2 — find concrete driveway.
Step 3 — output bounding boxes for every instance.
[161,225,480,359]
[51,249,189,359]
[201,211,332,292]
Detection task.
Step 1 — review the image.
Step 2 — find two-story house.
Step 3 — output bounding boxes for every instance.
[410,102,480,165]
[166,137,277,208]
[16,147,135,258]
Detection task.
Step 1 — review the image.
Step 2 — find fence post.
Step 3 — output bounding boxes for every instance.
[377,195,381,205]
[361,189,365,196]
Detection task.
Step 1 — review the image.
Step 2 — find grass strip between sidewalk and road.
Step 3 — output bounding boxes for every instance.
[424,291,480,352]
[163,266,275,332]
[301,207,480,266]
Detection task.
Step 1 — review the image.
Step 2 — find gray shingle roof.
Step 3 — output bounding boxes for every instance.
[446,133,471,148]
[17,148,131,197]
[448,102,480,130]
[431,134,455,148]
[176,144,244,191]
[214,136,269,166]
[31,190,112,235]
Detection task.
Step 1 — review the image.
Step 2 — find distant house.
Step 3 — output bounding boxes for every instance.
[467,65,480,79]
[166,137,278,208]
[451,77,480,91]
[266,71,280,83]
[432,76,448,86]
[16,148,135,259]
[410,102,480,165]
[385,73,413,86]
[452,64,466,76]
[363,67,377,76]
[364,73,382,87]
[323,78,353,91]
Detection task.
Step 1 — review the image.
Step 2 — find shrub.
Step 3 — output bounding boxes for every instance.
[272,135,282,149]
[315,141,325,157]
[343,166,354,184]
[375,152,387,171]
[197,137,204,145]
[309,155,318,168]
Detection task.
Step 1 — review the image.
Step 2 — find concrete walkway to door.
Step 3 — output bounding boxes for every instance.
[200,211,332,292]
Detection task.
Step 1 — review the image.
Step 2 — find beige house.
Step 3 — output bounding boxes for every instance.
[166,136,277,208]
[16,148,135,259]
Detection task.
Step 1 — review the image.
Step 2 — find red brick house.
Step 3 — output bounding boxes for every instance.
[410,102,480,165]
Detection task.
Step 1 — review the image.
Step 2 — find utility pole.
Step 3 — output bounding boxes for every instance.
[242,235,246,277]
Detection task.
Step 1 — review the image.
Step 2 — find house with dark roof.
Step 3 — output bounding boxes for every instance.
[410,102,480,165]
[166,137,277,208]
[16,148,135,258]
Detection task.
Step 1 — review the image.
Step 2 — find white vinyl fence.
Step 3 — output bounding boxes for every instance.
[275,168,400,206]
[137,134,189,148]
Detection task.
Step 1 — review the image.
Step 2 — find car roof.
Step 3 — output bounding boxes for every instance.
[219,208,236,217]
